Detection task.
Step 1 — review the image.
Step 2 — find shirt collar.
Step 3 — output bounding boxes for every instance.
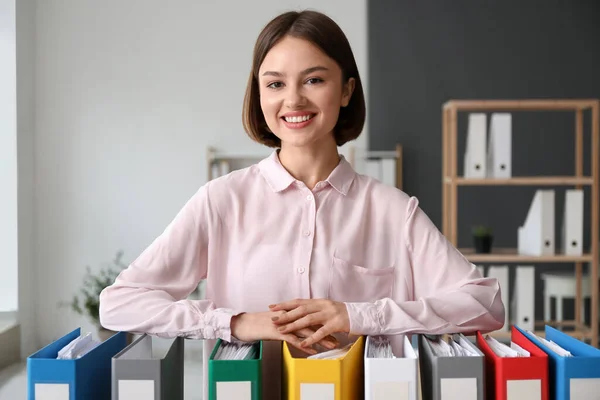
[258,150,356,195]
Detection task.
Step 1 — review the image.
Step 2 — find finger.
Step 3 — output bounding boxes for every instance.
[301,325,334,348]
[294,328,337,349]
[269,298,310,311]
[282,333,317,355]
[278,313,325,334]
[271,304,317,325]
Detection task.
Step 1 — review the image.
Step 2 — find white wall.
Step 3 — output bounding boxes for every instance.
[16,0,36,357]
[0,0,19,313]
[32,0,368,348]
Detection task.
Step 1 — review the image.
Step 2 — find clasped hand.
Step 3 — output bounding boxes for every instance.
[230,298,350,355]
[270,298,350,352]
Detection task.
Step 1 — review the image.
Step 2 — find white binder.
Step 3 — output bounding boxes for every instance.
[365,159,382,181]
[486,113,512,179]
[380,158,396,187]
[487,266,510,331]
[364,335,418,400]
[562,189,584,256]
[511,266,535,331]
[464,113,487,178]
[518,190,555,256]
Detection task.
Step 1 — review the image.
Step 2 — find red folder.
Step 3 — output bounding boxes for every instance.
[476,326,549,400]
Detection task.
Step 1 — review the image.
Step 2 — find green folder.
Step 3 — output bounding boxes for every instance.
[208,339,263,400]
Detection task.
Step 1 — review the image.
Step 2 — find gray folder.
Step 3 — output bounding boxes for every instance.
[111,334,185,400]
[418,334,485,400]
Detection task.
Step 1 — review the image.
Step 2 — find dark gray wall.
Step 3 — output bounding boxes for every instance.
[368,2,600,324]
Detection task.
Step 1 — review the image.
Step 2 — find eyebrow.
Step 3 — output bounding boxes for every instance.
[261,66,329,77]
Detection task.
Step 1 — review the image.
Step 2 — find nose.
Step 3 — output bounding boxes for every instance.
[285,86,307,109]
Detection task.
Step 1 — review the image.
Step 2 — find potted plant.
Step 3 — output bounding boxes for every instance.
[472,225,493,254]
[61,250,132,342]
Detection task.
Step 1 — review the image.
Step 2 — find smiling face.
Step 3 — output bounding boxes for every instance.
[258,36,355,150]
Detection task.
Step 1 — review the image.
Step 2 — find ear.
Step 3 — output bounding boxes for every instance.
[341,77,355,107]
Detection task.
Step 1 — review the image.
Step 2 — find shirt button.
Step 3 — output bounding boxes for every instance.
[303,231,311,237]
[297,267,305,274]
[306,194,313,201]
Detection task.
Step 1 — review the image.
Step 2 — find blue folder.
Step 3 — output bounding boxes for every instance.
[27,327,128,400]
[517,325,600,400]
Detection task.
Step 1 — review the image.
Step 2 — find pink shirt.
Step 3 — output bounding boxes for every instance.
[99,150,504,398]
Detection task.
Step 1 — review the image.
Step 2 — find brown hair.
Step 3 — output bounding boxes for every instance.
[242,10,366,148]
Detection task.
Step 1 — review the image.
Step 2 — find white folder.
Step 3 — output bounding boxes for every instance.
[380,159,396,187]
[518,190,555,256]
[487,266,510,331]
[211,163,221,180]
[464,113,487,179]
[364,335,417,400]
[562,189,584,256]
[486,113,512,179]
[510,266,535,331]
[219,160,230,175]
[365,159,382,181]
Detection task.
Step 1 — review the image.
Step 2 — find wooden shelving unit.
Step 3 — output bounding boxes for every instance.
[442,99,600,347]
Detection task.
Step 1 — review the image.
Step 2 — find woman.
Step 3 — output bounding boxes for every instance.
[99,9,504,399]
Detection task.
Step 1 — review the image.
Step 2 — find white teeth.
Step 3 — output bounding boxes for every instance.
[284,114,313,123]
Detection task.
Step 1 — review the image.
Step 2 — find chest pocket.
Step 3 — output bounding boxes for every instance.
[327,256,395,303]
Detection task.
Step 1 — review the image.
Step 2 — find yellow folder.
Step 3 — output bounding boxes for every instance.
[283,335,364,400]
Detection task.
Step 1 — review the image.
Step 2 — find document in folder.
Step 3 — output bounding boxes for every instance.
[283,334,364,400]
[476,326,548,400]
[418,334,485,400]
[208,339,262,400]
[518,325,600,400]
[364,335,418,400]
[27,327,128,400]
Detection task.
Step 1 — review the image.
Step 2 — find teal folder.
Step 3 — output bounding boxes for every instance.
[518,325,600,400]
[208,339,262,400]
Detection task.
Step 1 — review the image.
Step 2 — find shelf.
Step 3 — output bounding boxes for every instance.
[446,176,593,186]
[459,248,593,263]
[443,99,598,111]
[443,98,600,347]
[488,327,592,341]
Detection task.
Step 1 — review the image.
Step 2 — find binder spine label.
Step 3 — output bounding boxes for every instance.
[216,381,252,399]
[570,378,600,399]
[507,379,541,400]
[34,383,69,400]
[372,381,410,400]
[441,377,476,400]
[300,383,334,400]
[118,379,155,399]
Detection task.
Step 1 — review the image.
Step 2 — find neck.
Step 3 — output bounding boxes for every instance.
[278,137,340,190]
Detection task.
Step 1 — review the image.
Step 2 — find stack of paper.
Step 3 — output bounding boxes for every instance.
[426,335,479,357]
[213,340,258,360]
[57,332,100,360]
[485,335,531,357]
[307,343,352,360]
[526,331,573,357]
[365,335,395,359]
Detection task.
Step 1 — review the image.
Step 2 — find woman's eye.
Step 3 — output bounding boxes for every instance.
[267,81,283,89]
[306,77,323,85]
